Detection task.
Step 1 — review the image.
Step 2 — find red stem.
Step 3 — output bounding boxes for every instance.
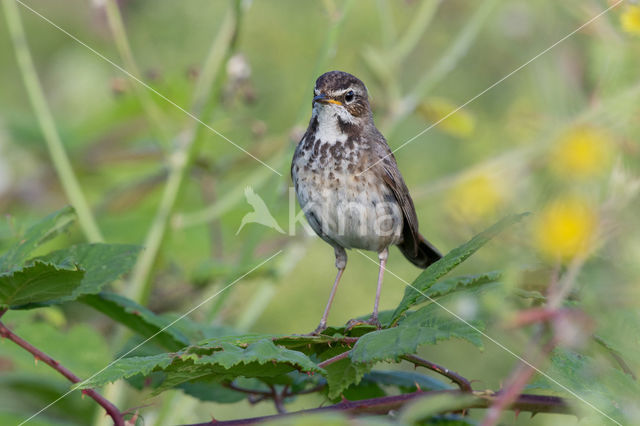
[187,389,572,425]
[0,320,124,426]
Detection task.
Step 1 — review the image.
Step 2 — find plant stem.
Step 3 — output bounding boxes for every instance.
[186,390,572,425]
[0,320,123,426]
[317,350,350,368]
[384,0,502,133]
[402,354,472,392]
[389,0,441,66]
[125,1,241,304]
[103,0,171,146]
[3,0,104,243]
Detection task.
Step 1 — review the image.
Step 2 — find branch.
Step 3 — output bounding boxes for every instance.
[186,390,572,425]
[402,354,472,392]
[0,320,124,426]
[317,351,350,368]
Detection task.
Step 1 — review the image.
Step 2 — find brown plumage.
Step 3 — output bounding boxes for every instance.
[292,70,442,334]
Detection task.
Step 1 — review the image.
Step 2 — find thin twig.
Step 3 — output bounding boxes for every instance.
[317,351,350,369]
[187,390,572,425]
[0,321,124,426]
[103,0,171,146]
[269,384,286,414]
[402,354,472,392]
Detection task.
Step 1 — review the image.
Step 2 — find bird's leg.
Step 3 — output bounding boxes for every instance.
[367,247,388,328]
[312,247,347,335]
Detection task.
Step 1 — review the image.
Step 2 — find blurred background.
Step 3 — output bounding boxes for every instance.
[1,0,639,424]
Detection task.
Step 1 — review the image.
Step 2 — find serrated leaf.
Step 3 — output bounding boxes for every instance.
[0,261,84,309]
[0,207,75,271]
[80,292,189,351]
[36,244,141,301]
[321,347,371,399]
[529,348,640,424]
[79,339,323,392]
[76,353,173,389]
[391,214,527,324]
[406,271,502,312]
[352,302,484,364]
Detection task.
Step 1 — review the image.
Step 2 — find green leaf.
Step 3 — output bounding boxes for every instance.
[0,207,75,272]
[391,214,527,324]
[365,370,452,392]
[593,308,640,371]
[178,382,246,403]
[79,339,323,392]
[352,302,484,364]
[529,348,640,424]
[80,292,189,351]
[36,243,141,300]
[0,260,84,309]
[406,271,502,312]
[320,347,371,399]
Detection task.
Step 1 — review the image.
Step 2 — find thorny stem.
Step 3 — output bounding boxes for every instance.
[188,390,572,426]
[402,354,472,392]
[482,337,557,426]
[0,320,124,426]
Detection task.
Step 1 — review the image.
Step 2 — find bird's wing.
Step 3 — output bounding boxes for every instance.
[373,139,420,254]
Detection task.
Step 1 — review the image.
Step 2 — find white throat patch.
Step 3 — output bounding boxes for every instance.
[312,104,354,145]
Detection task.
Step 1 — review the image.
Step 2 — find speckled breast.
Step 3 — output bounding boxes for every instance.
[292,135,403,252]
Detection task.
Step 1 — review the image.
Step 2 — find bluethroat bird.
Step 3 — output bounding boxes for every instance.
[292,71,442,334]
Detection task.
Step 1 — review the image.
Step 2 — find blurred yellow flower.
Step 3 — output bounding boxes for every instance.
[418,97,475,138]
[621,5,640,35]
[447,173,505,221]
[533,198,598,261]
[550,126,612,179]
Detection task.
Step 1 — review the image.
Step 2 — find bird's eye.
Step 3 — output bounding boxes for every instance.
[344,90,355,103]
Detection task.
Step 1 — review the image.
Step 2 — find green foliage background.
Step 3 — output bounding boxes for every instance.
[0,0,639,425]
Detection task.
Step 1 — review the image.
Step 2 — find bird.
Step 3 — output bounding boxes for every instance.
[291,70,442,335]
[236,186,285,235]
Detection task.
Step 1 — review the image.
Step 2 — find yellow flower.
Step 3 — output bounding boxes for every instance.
[418,97,475,138]
[550,126,612,179]
[533,198,598,261]
[621,5,640,35]
[447,174,505,221]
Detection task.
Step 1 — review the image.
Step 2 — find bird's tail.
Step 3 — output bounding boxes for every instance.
[398,233,442,269]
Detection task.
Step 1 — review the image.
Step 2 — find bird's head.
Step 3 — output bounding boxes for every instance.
[312,71,372,128]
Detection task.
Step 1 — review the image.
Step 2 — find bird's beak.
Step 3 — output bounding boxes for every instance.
[313,94,342,106]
